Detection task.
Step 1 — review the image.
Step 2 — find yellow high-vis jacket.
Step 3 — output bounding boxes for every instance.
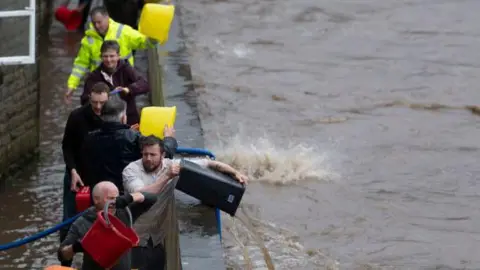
[67,18,156,90]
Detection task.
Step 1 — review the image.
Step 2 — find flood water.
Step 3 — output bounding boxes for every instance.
[181,0,480,269]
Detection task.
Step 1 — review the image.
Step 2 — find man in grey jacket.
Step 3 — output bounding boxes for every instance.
[58,181,157,270]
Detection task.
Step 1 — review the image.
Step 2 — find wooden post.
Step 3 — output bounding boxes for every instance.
[147,46,165,106]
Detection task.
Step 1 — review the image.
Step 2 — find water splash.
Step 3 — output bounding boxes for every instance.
[206,132,337,185]
[221,205,340,270]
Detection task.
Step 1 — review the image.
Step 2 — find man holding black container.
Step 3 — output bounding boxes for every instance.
[122,135,248,270]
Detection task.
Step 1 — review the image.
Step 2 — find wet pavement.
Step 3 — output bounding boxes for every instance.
[0,0,223,269]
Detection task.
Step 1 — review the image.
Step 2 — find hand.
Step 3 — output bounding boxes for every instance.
[70,169,84,192]
[131,192,145,203]
[64,89,74,104]
[167,163,180,178]
[121,87,130,94]
[130,123,139,131]
[163,125,175,138]
[233,172,249,184]
[61,245,75,260]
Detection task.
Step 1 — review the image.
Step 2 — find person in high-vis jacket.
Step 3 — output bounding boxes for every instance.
[64,6,155,104]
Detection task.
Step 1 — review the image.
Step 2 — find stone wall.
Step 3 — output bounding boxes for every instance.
[0,0,45,178]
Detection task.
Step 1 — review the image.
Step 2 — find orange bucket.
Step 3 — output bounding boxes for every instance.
[81,202,139,268]
[44,266,76,270]
[54,6,82,31]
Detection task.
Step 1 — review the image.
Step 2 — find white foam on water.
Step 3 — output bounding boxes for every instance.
[206,131,338,185]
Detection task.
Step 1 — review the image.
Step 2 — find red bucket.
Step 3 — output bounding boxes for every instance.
[75,186,91,213]
[54,6,82,31]
[81,202,139,268]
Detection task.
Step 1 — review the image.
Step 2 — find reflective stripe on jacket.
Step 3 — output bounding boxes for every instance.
[67,18,155,90]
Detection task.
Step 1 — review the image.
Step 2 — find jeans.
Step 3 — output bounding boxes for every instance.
[59,169,76,266]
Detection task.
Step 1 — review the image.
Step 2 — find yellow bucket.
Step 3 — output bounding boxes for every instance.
[139,3,175,44]
[139,106,177,139]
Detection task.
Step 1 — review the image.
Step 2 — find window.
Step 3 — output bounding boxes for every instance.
[0,0,36,65]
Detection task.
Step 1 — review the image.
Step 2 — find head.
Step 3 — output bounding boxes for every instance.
[89,82,109,115]
[140,135,165,172]
[100,95,127,124]
[92,181,119,214]
[100,40,120,71]
[90,6,109,35]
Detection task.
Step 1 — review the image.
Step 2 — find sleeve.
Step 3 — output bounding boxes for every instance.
[163,136,178,159]
[129,192,158,222]
[122,163,146,193]
[125,64,150,96]
[59,220,82,248]
[124,25,156,50]
[174,158,209,168]
[61,112,77,171]
[58,220,84,262]
[67,39,91,90]
[80,135,94,186]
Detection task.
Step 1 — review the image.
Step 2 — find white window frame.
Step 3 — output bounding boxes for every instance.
[0,0,36,65]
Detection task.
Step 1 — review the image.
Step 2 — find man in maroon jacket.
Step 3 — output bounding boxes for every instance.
[82,40,150,126]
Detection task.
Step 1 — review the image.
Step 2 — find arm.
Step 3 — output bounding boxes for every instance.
[125,64,150,96]
[124,25,156,50]
[61,112,77,172]
[58,222,84,262]
[206,160,248,184]
[67,40,91,90]
[163,136,178,159]
[123,163,174,194]
[129,192,158,222]
[114,192,159,222]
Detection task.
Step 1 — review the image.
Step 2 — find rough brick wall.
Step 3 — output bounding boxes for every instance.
[0,0,45,178]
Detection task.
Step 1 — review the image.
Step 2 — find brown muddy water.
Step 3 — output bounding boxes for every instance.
[181,0,480,269]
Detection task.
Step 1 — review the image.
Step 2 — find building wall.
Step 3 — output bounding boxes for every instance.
[0,0,45,178]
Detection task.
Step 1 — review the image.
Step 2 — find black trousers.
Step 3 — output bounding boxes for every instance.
[132,238,166,270]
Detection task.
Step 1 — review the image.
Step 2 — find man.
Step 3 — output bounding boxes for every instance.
[60,81,108,266]
[58,181,157,270]
[82,96,178,193]
[122,135,248,270]
[65,6,156,104]
[82,40,150,126]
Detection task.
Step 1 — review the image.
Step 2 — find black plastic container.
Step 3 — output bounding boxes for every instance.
[176,159,246,216]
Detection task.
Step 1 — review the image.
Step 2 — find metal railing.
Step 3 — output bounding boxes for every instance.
[0,147,222,251]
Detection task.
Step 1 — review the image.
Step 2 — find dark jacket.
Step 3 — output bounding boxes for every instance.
[81,121,178,193]
[62,104,103,177]
[58,193,157,270]
[82,60,150,125]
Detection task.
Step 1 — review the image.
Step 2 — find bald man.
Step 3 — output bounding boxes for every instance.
[58,181,157,270]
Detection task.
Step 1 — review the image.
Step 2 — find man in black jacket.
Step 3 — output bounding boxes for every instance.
[60,82,108,265]
[81,95,178,193]
[58,181,157,270]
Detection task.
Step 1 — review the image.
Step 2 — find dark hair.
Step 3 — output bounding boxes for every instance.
[91,82,110,94]
[90,6,109,17]
[140,135,165,153]
[100,40,120,54]
[100,95,127,122]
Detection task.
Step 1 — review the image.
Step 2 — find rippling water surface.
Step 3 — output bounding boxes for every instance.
[181,0,480,269]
